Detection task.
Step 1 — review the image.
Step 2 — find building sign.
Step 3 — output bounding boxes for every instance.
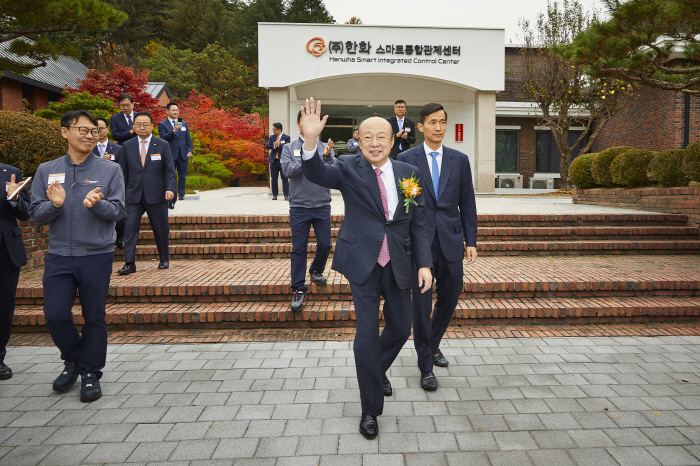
[455,124,464,142]
[315,40,462,65]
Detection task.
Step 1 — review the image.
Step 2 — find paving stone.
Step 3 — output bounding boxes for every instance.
[531,430,577,449]
[244,420,287,438]
[454,432,498,451]
[606,446,662,465]
[378,433,418,454]
[204,420,249,439]
[538,413,582,430]
[397,416,435,433]
[604,427,655,447]
[567,447,619,466]
[404,452,447,465]
[169,439,220,460]
[568,429,616,448]
[445,451,491,465]
[127,441,178,462]
[0,445,53,466]
[415,432,459,452]
[211,438,259,459]
[165,421,212,440]
[296,434,338,456]
[319,454,362,466]
[361,453,405,466]
[640,427,693,446]
[82,442,138,464]
[487,450,533,466]
[645,446,700,466]
[256,436,299,457]
[494,431,538,450]
[527,449,576,466]
[640,410,688,427]
[125,423,173,442]
[468,414,509,432]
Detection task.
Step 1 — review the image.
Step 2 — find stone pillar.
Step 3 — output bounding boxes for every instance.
[474,90,497,193]
[268,87,290,196]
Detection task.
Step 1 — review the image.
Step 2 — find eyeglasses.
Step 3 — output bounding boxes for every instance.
[134,122,151,128]
[362,135,390,143]
[97,127,108,133]
[68,126,99,137]
[394,105,406,109]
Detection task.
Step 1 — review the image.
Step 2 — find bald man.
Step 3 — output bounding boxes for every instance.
[300,99,432,440]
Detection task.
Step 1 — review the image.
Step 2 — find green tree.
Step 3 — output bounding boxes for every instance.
[517,0,629,190]
[35,91,117,121]
[286,0,335,23]
[556,0,700,94]
[163,0,240,52]
[0,0,126,75]
[345,17,362,25]
[230,0,286,68]
[140,47,199,99]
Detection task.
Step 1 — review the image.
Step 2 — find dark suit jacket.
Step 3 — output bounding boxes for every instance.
[0,164,30,267]
[387,116,416,159]
[91,141,122,163]
[398,145,478,262]
[302,152,431,289]
[110,112,138,146]
[266,134,292,163]
[118,136,176,205]
[158,119,194,160]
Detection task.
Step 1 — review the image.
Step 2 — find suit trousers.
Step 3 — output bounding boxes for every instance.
[124,195,170,264]
[0,235,21,364]
[173,155,189,200]
[412,233,464,374]
[116,216,126,240]
[269,159,289,197]
[289,206,331,292]
[351,262,412,416]
[42,252,113,377]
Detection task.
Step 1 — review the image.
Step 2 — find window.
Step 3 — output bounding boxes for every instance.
[535,130,586,173]
[496,130,519,172]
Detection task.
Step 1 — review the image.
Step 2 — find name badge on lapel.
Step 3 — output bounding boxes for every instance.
[48,173,66,185]
[180,127,187,132]
[293,150,301,157]
[406,127,411,133]
[151,154,162,161]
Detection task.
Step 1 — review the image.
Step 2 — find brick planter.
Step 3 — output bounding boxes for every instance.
[572,187,700,228]
[18,220,49,269]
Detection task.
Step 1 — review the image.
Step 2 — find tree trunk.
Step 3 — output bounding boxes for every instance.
[551,126,572,191]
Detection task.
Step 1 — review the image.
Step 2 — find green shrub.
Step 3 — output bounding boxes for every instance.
[0,111,67,177]
[568,153,598,189]
[609,148,654,187]
[185,175,224,191]
[35,91,116,121]
[189,153,233,183]
[591,146,634,186]
[684,141,700,183]
[648,149,688,186]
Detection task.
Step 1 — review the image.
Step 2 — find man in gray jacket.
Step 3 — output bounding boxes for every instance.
[29,110,126,402]
[281,110,336,312]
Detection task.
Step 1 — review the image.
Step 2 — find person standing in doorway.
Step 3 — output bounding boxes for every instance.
[387,100,416,159]
[266,123,291,200]
[398,103,477,391]
[281,110,336,312]
[158,102,193,209]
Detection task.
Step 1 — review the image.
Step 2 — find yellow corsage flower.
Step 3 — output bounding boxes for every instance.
[399,175,421,213]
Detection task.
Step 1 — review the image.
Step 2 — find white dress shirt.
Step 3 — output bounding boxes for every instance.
[138,134,153,149]
[423,142,443,181]
[124,111,135,124]
[301,146,398,220]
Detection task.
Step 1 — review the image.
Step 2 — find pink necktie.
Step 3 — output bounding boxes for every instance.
[374,168,390,267]
[140,139,147,166]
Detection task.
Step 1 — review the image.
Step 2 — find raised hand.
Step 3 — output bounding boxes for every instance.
[46,180,66,208]
[83,187,104,208]
[323,138,334,156]
[300,97,328,152]
[7,174,20,198]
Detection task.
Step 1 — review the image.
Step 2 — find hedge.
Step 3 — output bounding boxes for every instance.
[591,146,634,186]
[648,149,688,187]
[685,141,700,183]
[568,153,598,189]
[0,111,67,178]
[610,148,654,187]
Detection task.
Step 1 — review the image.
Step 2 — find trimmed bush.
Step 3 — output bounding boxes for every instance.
[684,140,700,183]
[568,153,598,189]
[610,148,654,187]
[0,111,67,177]
[188,153,233,183]
[648,149,688,186]
[591,146,634,186]
[185,175,224,191]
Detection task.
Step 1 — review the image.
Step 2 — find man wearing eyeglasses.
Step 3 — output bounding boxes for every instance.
[387,100,416,160]
[117,112,176,275]
[29,110,126,402]
[110,93,138,146]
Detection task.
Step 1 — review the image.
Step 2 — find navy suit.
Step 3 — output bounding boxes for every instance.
[92,141,126,240]
[118,136,176,264]
[303,151,431,416]
[387,116,416,159]
[0,164,30,364]
[266,133,291,197]
[158,119,194,201]
[398,144,477,374]
[110,112,138,146]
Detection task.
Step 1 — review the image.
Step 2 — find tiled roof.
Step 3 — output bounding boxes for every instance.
[145,82,170,99]
[0,38,87,91]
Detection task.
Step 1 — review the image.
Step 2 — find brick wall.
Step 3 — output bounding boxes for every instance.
[498,47,530,102]
[19,220,50,269]
[34,89,49,111]
[572,187,700,227]
[496,117,536,187]
[0,79,23,112]
[591,87,699,152]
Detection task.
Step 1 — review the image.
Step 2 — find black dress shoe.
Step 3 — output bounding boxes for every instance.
[168,201,175,209]
[309,271,327,285]
[80,373,102,402]
[0,363,12,380]
[178,195,184,201]
[382,373,392,396]
[432,350,449,367]
[117,263,136,275]
[421,372,438,391]
[53,360,80,391]
[284,196,289,201]
[115,237,125,249]
[291,290,306,312]
[272,196,277,200]
[158,261,169,269]
[359,413,378,439]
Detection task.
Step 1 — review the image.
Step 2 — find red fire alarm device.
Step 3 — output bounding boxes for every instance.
[455,124,463,142]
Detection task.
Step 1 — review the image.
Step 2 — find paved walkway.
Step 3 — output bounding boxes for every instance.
[2,336,700,465]
[172,188,656,216]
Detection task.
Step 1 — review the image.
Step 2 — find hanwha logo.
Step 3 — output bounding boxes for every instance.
[306,37,327,57]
